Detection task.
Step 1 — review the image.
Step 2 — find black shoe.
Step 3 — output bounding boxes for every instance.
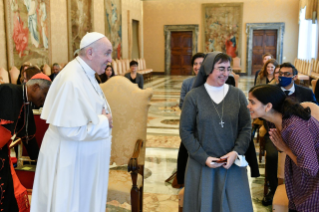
[262,192,274,206]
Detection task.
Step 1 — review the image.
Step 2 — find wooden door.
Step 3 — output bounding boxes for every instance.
[252,30,277,75]
[170,31,193,75]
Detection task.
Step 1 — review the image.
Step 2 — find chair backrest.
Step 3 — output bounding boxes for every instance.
[121,60,128,74]
[43,64,51,76]
[232,71,240,87]
[301,102,319,121]
[101,76,153,165]
[232,57,241,68]
[0,68,9,83]
[9,66,20,84]
[311,79,318,94]
[111,60,118,75]
[116,60,123,75]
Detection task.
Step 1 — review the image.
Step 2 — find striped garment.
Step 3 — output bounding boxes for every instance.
[281,115,319,212]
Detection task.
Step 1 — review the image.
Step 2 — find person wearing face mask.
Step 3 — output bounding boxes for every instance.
[261,62,318,206]
[255,59,278,85]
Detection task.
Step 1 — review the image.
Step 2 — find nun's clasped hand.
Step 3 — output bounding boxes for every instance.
[269,128,289,152]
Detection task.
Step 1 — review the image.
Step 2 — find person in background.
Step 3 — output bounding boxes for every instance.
[261,62,318,206]
[254,53,273,85]
[255,59,278,85]
[248,84,319,212]
[0,73,51,211]
[23,66,41,83]
[17,63,31,84]
[176,52,205,186]
[269,65,280,85]
[98,65,115,84]
[125,60,143,89]
[49,63,61,81]
[180,52,253,212]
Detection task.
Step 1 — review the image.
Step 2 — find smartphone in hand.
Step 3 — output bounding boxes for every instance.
[210,158,227,165]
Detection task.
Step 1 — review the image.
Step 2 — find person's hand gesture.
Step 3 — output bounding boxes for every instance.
[221,151,237,169]
[269,128,288,152]
[205,156,225,168]
[102,108,113,128]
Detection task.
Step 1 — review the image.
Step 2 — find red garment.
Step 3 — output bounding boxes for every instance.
[0,125,30,212]
[225,39,237,58]
[12,13,29,57]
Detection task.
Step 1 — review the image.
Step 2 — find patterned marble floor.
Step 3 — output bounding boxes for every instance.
[105,75,272,212]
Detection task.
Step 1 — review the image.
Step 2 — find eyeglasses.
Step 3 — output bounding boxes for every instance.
[274,71,280,75]
[215,67,232,72]
[278,71,294,77]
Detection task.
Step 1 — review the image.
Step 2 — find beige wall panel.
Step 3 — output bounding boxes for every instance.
[94,0,105,34]
[0,1,7,69]
[51,0,68,64]
[122,0,143,59]
[143,0,299,73]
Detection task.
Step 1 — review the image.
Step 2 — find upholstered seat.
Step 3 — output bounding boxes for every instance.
[42,64,51,76]
[0,68,9,83]
[101,76,153,212]
[9,66,20,84]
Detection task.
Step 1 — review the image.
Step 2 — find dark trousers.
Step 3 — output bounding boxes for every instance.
[177,142,188,185]
[265,135,278,193]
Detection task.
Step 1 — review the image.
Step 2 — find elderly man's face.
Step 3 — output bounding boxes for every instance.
[53,65,60,74]
[91,38,113,75]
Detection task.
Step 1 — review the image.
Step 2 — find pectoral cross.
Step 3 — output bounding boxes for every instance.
[219,120,225,128]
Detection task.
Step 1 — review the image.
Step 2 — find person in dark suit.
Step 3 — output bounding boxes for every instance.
[124,60,144,89]
[49,63,61,81]
[262,62,318,206]
[254,53,273,85]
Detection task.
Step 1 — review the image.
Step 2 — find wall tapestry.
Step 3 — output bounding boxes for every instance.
[4,0,51,69]
[105,0,122,59]
[68,0,93,60]
[202,3,243,58]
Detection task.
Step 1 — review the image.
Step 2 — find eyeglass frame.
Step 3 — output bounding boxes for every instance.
[278,71,295,77]
[214,66,233,73]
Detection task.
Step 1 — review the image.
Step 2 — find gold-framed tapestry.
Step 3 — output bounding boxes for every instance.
[67,0,93,60]
[202,3,243,58]
[4,0,51,69]
[105,0,122,59]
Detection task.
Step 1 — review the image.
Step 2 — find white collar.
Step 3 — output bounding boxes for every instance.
[281,83,295,95]
[204,83,227,91]
[76,56,96,77]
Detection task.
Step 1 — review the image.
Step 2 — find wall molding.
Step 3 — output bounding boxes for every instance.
[164,25,199,75]
[246,22,285,75]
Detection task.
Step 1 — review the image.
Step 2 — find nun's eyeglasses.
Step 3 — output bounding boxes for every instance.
[215,67,232,72]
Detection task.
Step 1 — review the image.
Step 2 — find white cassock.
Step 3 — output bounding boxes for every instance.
[31,57,112,212]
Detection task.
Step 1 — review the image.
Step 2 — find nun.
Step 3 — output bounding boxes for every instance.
[180,52,253,212]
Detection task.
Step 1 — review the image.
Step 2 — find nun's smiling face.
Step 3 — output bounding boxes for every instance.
[207,60,231,87]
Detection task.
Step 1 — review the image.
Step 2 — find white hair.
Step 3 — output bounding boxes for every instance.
[26,79,51,89]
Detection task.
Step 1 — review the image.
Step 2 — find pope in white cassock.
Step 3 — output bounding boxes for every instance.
[31,32,113,212]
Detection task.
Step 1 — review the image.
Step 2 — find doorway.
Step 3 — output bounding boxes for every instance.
[252,30,277,75]
[170,31,193,75]
[132,20,140,59]
[246,23,285,76]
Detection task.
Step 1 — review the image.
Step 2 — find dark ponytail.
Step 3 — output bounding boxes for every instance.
[249,84,311,120]
[281,98,311,120]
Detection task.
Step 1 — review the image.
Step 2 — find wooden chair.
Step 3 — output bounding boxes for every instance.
[0,68,9,83]
[232,57,241,74]
[178,188,184,212]
[111,60,118,75]
[311,78,318,94]
[9,66,20,84]
[100,76,153,212]
[272,102,319,211]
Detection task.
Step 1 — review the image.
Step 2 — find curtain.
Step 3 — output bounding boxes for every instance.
[298,7,318,60]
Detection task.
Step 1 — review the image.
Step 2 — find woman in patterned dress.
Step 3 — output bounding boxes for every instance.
[248,84,319,212]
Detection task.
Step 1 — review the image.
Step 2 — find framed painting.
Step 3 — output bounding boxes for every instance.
[202,3,243,58]
[4,0,51,69]
[105,0,122,59]
[67,0,93,60]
